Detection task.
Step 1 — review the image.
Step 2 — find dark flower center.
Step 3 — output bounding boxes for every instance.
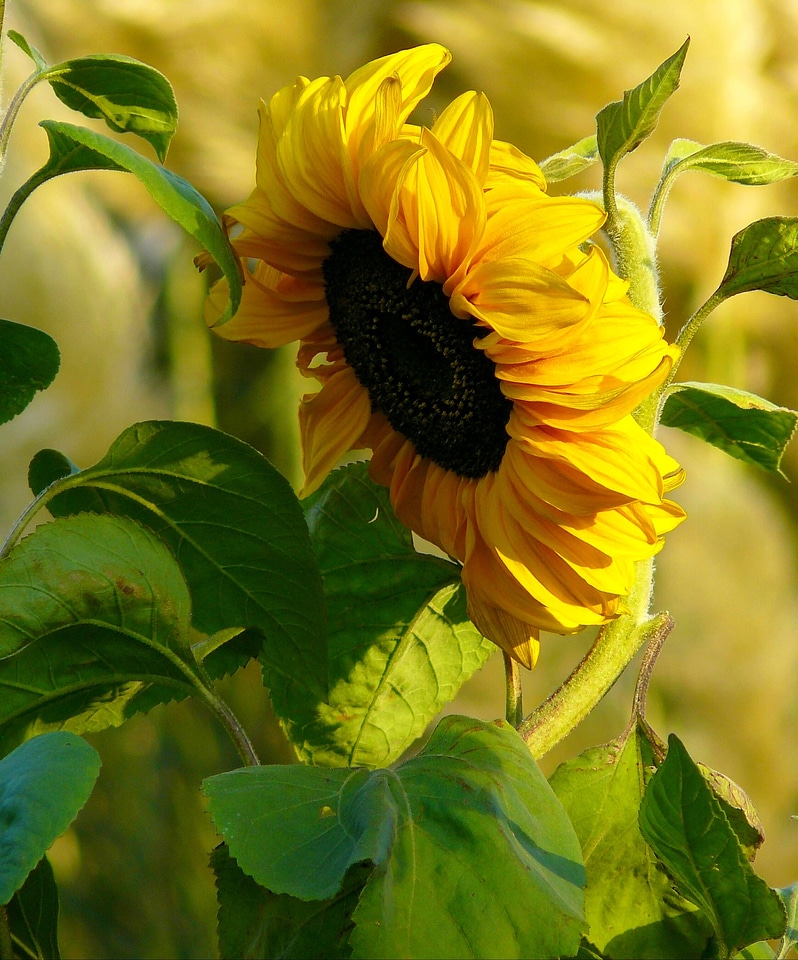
[322,229,513,478]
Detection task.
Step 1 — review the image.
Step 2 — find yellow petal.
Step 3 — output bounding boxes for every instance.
[486,140,547,191]
[466,593,541,669]
[430,91,494,184]
[299,366,373,495]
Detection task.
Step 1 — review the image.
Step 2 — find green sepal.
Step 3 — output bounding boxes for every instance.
[775,883,798,960]
[661,381,798,475]
[639,734,787,958]
[0,320,60,426]
[205,715,586,960]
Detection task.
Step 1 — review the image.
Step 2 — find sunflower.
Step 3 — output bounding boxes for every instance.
[204,43,685,669]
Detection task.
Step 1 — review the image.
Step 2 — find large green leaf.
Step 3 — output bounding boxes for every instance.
[0,320,60,426]
[43,55,178,161]
[294,463,493,767]
[717,217,798,301]
[0,732,100,905]
[29,421,326,714]
[550,722,712,958]
[6,855,60,960]
[0,513,202,747]
[639,735,787,958]
[661,139,798,187]
[597,39,689,171]
[661,382,797,474]
[211,843,368,960]
[3,122,241,322]
[205,715,586,960]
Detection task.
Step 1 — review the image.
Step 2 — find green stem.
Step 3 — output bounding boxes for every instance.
[0,162,49,255]
[503,652,523,728]
[520,561,669,759]
[0,477,65,560]
[0,906,11,960]
[201,689,260,767]
[604,193,662,322]
[0,69,41,169]
[0,0,7,81]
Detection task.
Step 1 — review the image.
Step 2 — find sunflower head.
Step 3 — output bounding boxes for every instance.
[205,43,685,669]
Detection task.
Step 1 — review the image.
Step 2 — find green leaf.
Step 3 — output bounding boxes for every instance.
[205,715,586,960]
[550,721,712,959]
[7,30,48,72]
[294,462,493,767]
[9,121,241,323]
[639,734,787,958]
[775,883,798,960]
[36,420,326,702]
[41,55,177,162]
[539,135,599,183]
[211,843,368,960]
[0,320,60,426]
[27,449,79,497]
[734,943,776,959]
[717,217,798,301]
[6,855,60,960]
[661,382,798,474]
[0,732,100,904]
[597,38,690,170]
[0,513,201,747]
[662,139,798,187]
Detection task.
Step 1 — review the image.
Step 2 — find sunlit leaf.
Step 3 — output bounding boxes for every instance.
[205,715,586,960]
[211,843,368,960]
[6,855,60,960]
[539,135,599,183]
[6,122,241,323]
[717,217,798,301]
[550,721,712,958]
[42,55,177,161]
[661,381,798,474]
[0,513,201,747]
[662,139,798,186]
[7,30,48,71]
[295,462,493,767]
[0,733,100,904]
[639,735,787,957]
[33,421,326,702]
[597,38,690,170]
[0,320,60,426]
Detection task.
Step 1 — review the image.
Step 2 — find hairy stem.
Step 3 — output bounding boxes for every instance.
[503,652,523,728]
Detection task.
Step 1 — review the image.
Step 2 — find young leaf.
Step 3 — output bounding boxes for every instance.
[33,421,326,701]
[42,55,178,162]
[661,381,798,474]
[294,463,493,768]
[539,135,599,183]
[0,513,202,747]
[0,732,100,905]
[6,855,60,960]
[0,320,60,426]
[662,139,798,186]
[596,38,690,170]
[7,30,48,72]
[639,734,787,957]
[211,843,368,960]
[3,121,241,323]
[550,721,713,958]
[717,217,798,300]
[27,449,79,497]
[205,715,586,960]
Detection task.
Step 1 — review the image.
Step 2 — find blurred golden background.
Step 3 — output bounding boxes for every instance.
[2,0,798,955]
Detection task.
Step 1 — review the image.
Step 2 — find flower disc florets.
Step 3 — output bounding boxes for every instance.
[204,43,686,668]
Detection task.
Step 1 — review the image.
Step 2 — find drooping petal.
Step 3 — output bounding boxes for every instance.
[299,366,373,495]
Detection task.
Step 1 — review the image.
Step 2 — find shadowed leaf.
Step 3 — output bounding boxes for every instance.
[0,320,60,426]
